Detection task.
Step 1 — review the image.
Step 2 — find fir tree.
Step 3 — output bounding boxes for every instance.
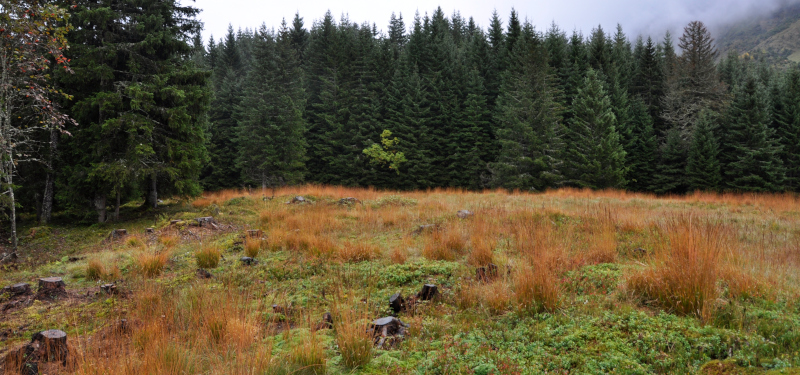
[624,98,659,192]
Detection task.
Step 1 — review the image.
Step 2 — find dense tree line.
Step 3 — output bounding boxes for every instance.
[199,10,800,195]
[4,3,800,226]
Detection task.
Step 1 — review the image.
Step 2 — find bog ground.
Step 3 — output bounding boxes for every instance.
[1,186,800,375]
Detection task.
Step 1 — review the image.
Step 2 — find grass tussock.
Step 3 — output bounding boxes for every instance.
[288,333,326,375]
[339,241,379,263]
[333,306,373,369]
[627,215,729,322]
[422,227,466,261]
[136,252,168,278]
[196,245,221,268]
[244,239,261,258]
[86,259,121,281]
[513,264,562,313]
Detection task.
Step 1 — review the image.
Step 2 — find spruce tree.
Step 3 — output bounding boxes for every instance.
[491,32,564,191]
[773,67,800,191]
[236,23,307,191]
[625,98,659,192]
[564,69,627,189]
[652,128,687,194]
[720,75,785,192]
[685,110,722,192]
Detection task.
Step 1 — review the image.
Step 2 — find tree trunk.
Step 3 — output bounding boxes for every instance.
[114,190,120,221]
[94,194,107,223]
[148,174,158,209]
[40,128,58,225]
[7,171,17,252]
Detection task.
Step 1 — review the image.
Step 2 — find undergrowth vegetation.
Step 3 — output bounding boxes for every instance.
[2,185,800,374]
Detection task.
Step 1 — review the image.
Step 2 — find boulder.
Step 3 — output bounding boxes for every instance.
[456,210,474,219]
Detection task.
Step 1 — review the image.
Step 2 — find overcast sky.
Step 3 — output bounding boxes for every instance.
[191,0,797,44]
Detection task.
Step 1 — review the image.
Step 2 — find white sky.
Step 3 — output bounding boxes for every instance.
[189,0,794,44]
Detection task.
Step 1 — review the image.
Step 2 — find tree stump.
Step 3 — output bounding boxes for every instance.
[107,229,127,241]
[246,230,263,239]
[417,284,438,301]
[170,220,181,225]
[457,210,474,219]
[370,317,408,348]
[4,283,32,297]
[100,284,117,295]
[476,263,499,282]
[389,292,405,313]
[145,228,155,234]
[196,268,213,279]
[31,329,68,364]
[38,278,66,294]
[634,247,647,257]
[315,312,333,330]
[3,344,37,375]
[240,257,257,266]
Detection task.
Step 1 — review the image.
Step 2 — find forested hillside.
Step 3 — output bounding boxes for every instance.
[715,1,800,66]
[3,1,800,229]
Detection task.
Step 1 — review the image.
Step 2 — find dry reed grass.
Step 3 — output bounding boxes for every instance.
[339,241,379,263]
[244,239,261,258]
[333,305,373,369]
[196,245,221,268]
[627,214,729,323]
[513,263,562,313]
[135,252,168,278]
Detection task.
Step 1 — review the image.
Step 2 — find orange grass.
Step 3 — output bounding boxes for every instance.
[627,214,729,323]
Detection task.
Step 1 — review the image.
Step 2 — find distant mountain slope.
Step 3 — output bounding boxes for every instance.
[714,2,800,66]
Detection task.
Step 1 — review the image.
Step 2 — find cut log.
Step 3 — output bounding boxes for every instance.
[38,278,65,294]
[417,284,438,301]
[100,284,117,295]
[196,268,213,279]
[195,217,216,227]
[389,292,405,313]
[240,257,257,266]
[4,283,32,296]
[456,210,474,219]
[31,329,68,364]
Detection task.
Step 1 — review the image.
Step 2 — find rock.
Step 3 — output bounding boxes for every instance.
[196,268,213,279]
[411,224,439,235]
[30,330,68,364]
[3,283,32,297]
[286,196,307,204]
[456,210,474,219]
[240,257,257,266]
[370,317,408,349]
[417,284,438,301]
[100,284,117,295]
[476,263,499,283]
[315,312,333,330]
[338,197,361,205]
[37,278,66,295]
[389,292,405,314]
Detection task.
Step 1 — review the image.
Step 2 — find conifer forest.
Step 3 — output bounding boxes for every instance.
[3,1,800,374]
